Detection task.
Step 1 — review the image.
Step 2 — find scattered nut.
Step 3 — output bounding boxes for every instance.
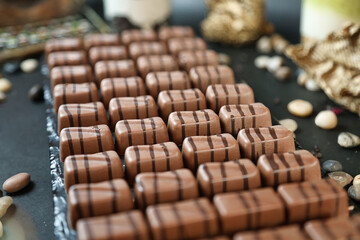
[348,205,355,211]
[287,99,313,117]
[28,84,44,102]
[0,91,6,103]
[266,56,284,73]
[3,172,31,193]
[279,119,298,132]
[271,34,289,54]
[315,110,337,130]
[322,160,343,173]
[254,55,270,69]
[0,221,2,238]
[297,71,308,86]
[256,36,272,53]
[305,78,321,91]
[338,132,360,148]
[328,171,353,188]
[20,58,39,73]
[274,66,292,81]
[348,184,360,201]
[218,53,231,65]
[0,78,12,93]
[0,196,13,219]
[353,174,360,185]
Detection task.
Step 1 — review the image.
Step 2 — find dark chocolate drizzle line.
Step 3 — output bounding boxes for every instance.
[172,204,185,240]
[237,193,252,229]
[104,61,110,79]
[188,137,198,171]
[254,128,265,159]
[83,219,93,240]
[102,151,113,179]
[203,164,214,197]
[126,212,140,240]
[215,66,221,84]
[236,105,245,130]
[159,55,165,71]
[69,67,74,84]
[140,119,147,144]
[60,67,65,84]
[219,134,229,160]
[221,84,229,108]
[72,83,76,93]
[165,91,175,112]
[134,146,141,174]
[290,152,305,181]
[154,73,160,95]
[110,79,116,99]
[193,111,200,136]
[194,89,200,110]
[203,110,211,136]
[78,127,85,154]
[207,136,215,162]
[194,199,211,237]
[104,216,113,240]
[77,104,82,127]
[87,83,93,102]
[319,221,335,240]
[149,145,155,171]
[267,154,280,186]
[115,98,124,120]
[147,56,153,73]
[268,127,279,153]
[93,102,99,121]
[63,105,74,127]
[250,192,261,229]
[86,184,94,217]
[182,72,188,88]
[114,61,121,77]
[65,129,75,156]
[278,154,291,182]
[71,156,80,184]
[194,67,202,91]
[108,180,118,213]
[124,120,133,146]
[297,183,310,220]
[135,78,141,96]
[235,160,249,190]
[153,205,166,240]
[137,178,148,208]
[179,90,187,111]
[204,66,212,91]
[160,143,171,170]
[62,84,67,104]
[244,128,255,160]
[150,118,157,143]
[325,178,340,216]
[144,96,149,117]
[154,173,159,204]
[310,181,322,218]
[212,85,219,111]
[177,112,185,141]
[173,170,183,200]
[168,72,173,90]
[94,126,103,152]
[234,84,241,104]
[220,162,227,192]
[248,104,256,127]
[134,97,139,119]
[125,77,130,96]
[272,230,283,240]
[73,188,83,219]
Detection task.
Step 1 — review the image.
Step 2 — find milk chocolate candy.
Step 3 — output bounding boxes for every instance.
[214,188,285,234]
[45,38,83,55]
[234,225,308,240]
[146,71,191,100]
[196,237,230,240]
[68,179,133,228]
[168,37,207,56]
[100,77,146,108]
[257,150,321,187]
[146,198,219,240]
[47,51,87,70]
[135,169,198,209]
[168,109,221,146]
[59,125,114,162]
[197,159,261,198]
[89,46,128,66]
[237,125,295,162]
[50,65,93,90]
[219,103,272,137]
[77,210,150,240]
[115,117,169,154]
[53,83,99,113]
[64,151,123,192]
[124,142,183,185]
[157,88,206,121]
[109,95,158,129]
[205,83,254,111]
[121,29,158,46]
[57,102,108,133]
[84,33,121,51]
[277,178,348,224]
[178,50,219,72]
[182,133,240,172]
[95,60,137,85]
[137,55,179,79]
[190,66,235,93]
[158,26,195,42]
[129,41,168,60]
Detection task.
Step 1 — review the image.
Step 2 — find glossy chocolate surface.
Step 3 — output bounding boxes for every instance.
[45,38,83,55]
[121,29,158,46]
[95,60,137,85]
[84,33,121,51]
[47,51,87,69]
[50,65,93,90]
[168,37,207,56]
[129,41,168,60]
[89,46,128,66]
[178,50,219,72]
[234,225,308,240]
[158,26,195,41]
[136,54,179,79]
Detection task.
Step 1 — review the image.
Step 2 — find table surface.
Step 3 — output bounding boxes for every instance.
[0,0,359,239]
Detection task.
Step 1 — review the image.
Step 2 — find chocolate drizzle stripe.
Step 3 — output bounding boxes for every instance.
[135,78,141,96]
[83,219,93,240]
[204,66,212,91]
[160,143,171,170]
[134,146,141,174]
[126,212,140,240]
[291,153,305,181]
[110,79,116,99]
[165,91,175,112]
[140,119,147,144]
[268,127,278,153]
[215,66,221,84]
[266,154,280,186]
[109,180,118,213]
[125,77,130,96]
[102,151,113,179]
[219,134,229,160]
[172,205,185,240]
[180,90,186,111]
[154,173,159,204]
[207,136,215,162]
[237,193,252,229]
[124,120,133,146]
[221,85,229,107]
[220,162,227,192]
[134,97,139,119]
[149,145,155,171]
[104,62,110,79]
[194,199,211,237]
[235,160,249,190]
[144,96,149,117]
[234,84,241,103]
[193,111,200,136]
[83,154,91,183]
[77,104,82,127]
[173,170,183,200]
[278,154,291,182]
[154,73,160,95]
[188,137,198,171]
[254,128,265,158]
[159,56,165,71]
[59,67,65,84]
[250,192,261,229]
[236,105,245,129]
[63,105,74,127]
[319,221,335,239]
[70,156,80,184]
[194,67,202,90]
[147,56,153,73]
[150,118,157,143]
[88,83,93,102]
[194,89,200,110]
[182,72,188,88]
[203,110,211,136]
[310,182,322,218]
[168,72,173,90]
[114,61,121,77]
[86,185,94,217]
[93,102,99,121]
[297,183,310,220]
[248,104,256,127]
[62,84,67,104]
[230,115,236,136]
[177,112,185,141]
[212,85,219,111]
[69,67,74,84]
[73,188,83,218]
[325,178,340,216]
[137,178,147,208]
[94,126,103,152]
[153,205,167,239]
[203,164,214,197]
[115,98,123,121]
[244,129,255,160]
[272,230,283,240]
[65,129,75,156]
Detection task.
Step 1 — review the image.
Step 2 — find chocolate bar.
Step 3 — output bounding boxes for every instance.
[50,65,93,90]
[135,169,198,209]
[109,95,158,129]
[167,109,221,146]
[95,60,137,85]
[59,124,114,162]
[124,142,183,184]
[84,33,121,51]
[158,26,195,41]
[47,51,87,69]
[182,133,241,172]
[257,150,321,187]
[145,71,191,100]
[189,66,236,93]
[157,88,206,121]
[57,102,108,133]
[178,50,219,72]
[121,29,158,46]
[89,46,128,66]
[45,38,83,55]
[146,198,219,240]
[197,159,261,198]
[115,117,169,154]
[214,187,285,234]
[129,41,168,60]
[219,103,272,137]
[53,83,99,113]
[237,125,295,162]
[233,225,308,240]
[68,179,133,228]
[136,55,179,79]
[64,151,123,192]
[168,37,207,56]
[77,210,150,240]
[100,77,146,108]
[205,83,254,111]
[277,178,348,224]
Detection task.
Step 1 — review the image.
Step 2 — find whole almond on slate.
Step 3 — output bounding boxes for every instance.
[3,172,31,193]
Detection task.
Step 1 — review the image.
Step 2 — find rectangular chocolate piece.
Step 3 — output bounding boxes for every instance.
[190,66,235,93]
[178,50,219,72]
[59,124,114,162]
[214,188,285,234]
[84,33,121,51]
[158,26,195,41]
[146,198,219,240]
[121,29,158,46]
[197,159,261,198]
[47,51,88,69]
[237,125,295,162]
[89,46,128,66]
[50,65,93,90]
[205,83,254,111]
[57,102,108,133]
[234,225,308,240]
[168,37,207,56]
[257,150,321,187]
[137,54,179,79]
[277,178,348,224]
[124,142,183,185]
[53,83,99,113]
[45,38,83,55]
[68,179,133,228]
[109,95,158,129]
[115,117,169,154]
[182,133,240,172]
[167,109,221,146]
[219,103,272,137]
[135,169,198,209]
[77,210,150,240]
[95,60,137,85]
[157,88,206,121]
[197,237,230,240]
[100,77,146,108]
[64,151,124,192]
[129,41,168,60]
